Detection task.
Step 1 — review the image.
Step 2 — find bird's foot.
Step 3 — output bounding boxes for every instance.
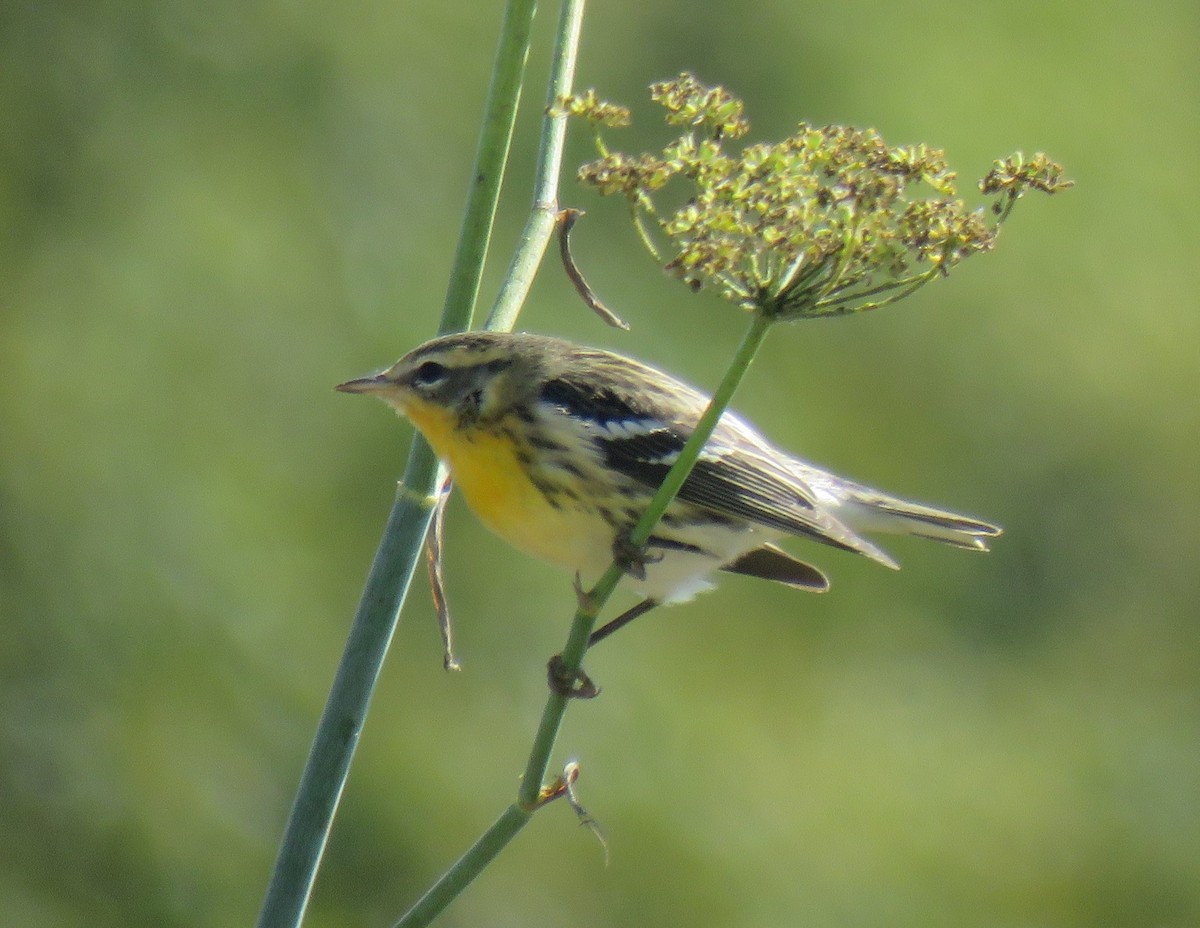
[547,654,601,699]
[611,533,660,581]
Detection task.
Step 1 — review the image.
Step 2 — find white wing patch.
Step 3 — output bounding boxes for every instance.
[597,417,663,440]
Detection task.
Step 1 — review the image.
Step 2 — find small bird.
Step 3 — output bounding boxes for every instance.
[337,331,1000,649]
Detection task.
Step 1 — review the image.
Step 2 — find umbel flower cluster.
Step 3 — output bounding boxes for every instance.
[558,74,1071,321]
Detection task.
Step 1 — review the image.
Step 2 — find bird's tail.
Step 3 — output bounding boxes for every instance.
[871,498,1000,550]
[836,488,1002,552]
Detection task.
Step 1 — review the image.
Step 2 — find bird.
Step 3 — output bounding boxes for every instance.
[337,330,1000,657]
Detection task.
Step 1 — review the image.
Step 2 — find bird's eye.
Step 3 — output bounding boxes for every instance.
[412,361,447,387]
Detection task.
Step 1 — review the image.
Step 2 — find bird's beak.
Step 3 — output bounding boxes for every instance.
[335,372,393,395]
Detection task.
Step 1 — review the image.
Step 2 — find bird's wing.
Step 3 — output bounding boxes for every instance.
[593,417,900,568]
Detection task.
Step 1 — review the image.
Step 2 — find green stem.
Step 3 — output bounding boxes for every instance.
[438,1,539,336]
[814,265,939,317]
[633,312,775,546]
[487,0,587,332]
[382,0,590,923]
[395,301,777,925]
[518,309,776,807]
[255,3,538,926]
[629,196,665,263]
[394,805,532,928]
[818,264,937,307]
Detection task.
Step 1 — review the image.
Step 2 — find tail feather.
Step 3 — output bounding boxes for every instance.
[722,544,830,591]
[841,494,1002,552]
[787,462,1000,557]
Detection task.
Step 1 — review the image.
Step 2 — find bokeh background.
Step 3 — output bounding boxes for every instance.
[3,1,1197,926]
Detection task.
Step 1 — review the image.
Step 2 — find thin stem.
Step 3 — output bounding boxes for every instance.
[792,253,838,293]
[437,2,539,336]
[715,270,753,301]
[819,264,937,305]
[255,3,538,926]
[630,197,665,263]
[993,193,1018,226]
[392,183,778,921]
[631,312,775,548]
[381,1,589,923]
[773,250,808,298]
[591,122,612,157]
[487,0,588,332]
[400,295,778,925]
[814,265,939,316]
[394,805,532,928]
[518,310,776,807]
[819,223,862,300]
[256,445,444,928]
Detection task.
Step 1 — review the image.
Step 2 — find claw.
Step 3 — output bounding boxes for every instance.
[547,654,601,699]
[611,534,660,581]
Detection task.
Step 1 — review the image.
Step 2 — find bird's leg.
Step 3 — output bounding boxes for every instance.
[546,596,662,699]
[587,597,660,647]
[546,561,665,698]
[592,530,666,644]
[546,574,603,699]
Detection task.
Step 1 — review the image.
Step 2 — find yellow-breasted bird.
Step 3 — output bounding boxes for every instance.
[337,331,1000,648]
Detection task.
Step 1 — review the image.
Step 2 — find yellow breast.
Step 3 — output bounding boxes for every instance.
[403,401,610,573]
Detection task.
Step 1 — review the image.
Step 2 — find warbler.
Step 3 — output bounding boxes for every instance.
[337,331,1000,645]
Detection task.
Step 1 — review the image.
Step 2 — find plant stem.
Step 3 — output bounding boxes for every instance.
[487,0,587,332]
[517,311,776,796]
[439,2,540,336]
[255,3,538,925]
[388,5,592,926]
[632,311,775,548]
[394,805,532,928]
[395,311,777,925]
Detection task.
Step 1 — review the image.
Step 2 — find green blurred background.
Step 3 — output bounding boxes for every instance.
[2,1,1197,926]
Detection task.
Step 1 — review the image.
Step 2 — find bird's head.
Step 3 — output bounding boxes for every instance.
[336,332,557,433]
